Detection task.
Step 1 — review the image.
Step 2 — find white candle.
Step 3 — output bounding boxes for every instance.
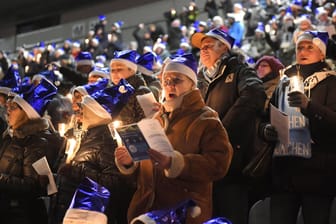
[66,138,77,164]
[58,123,66,137]
[289,75,304,93]
[160,89,165,104]
[112,120,123,147]
[66,93,73,101]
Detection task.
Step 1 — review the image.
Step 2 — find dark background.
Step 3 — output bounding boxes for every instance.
[0,0,159,37]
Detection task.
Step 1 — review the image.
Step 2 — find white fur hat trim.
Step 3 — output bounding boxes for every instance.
[63,208,107,224]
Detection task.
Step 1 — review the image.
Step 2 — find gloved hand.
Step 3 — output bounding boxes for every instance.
[39,175,49,187]
[287,91,309,109]
[263,124,278,142]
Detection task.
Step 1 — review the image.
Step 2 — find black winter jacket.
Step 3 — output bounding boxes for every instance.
[270,62,336,194]
[54,125,135,224]
[197,53,266,179]
[0,118,61,224]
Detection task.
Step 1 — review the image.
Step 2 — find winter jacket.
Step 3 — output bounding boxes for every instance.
[116,73,151,125]
[54,124,134,224]
[270,62,336,194]
[0,118,60,224]
[118,90,233,224]
[197,53,266,179]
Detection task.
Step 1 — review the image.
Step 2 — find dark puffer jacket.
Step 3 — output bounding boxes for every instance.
[116,73,151,125]
[0,118,61,224]
[53,125,135,224]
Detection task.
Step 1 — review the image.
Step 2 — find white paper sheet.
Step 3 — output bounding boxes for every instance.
[270,104,289,148]
[32,156,58,195]
[136,92,157,118]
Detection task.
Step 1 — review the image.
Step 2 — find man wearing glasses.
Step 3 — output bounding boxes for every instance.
[191,28,266,224]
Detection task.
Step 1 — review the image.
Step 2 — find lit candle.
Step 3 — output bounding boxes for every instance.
[289,75,304,93]
[160,89,165,104]
[112,120,123,147]
[66,93,73,101]
[66,138,77,164]
[58,123,66,137]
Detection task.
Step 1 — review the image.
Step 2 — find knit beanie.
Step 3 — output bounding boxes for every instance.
[255,56,285,77]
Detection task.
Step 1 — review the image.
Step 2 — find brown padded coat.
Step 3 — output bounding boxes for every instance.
[124,89,233,224]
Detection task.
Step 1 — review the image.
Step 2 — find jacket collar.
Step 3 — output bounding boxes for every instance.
[12,118,50,138]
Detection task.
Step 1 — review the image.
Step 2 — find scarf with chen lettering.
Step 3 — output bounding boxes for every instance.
[273,75,311,158]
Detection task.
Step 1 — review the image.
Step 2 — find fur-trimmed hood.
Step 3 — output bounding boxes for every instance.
[12,118,50,138]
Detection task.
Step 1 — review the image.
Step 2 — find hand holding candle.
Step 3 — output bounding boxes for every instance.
[58,123,67,137]
[289,75,304,94]
[112,120,123,147]
[66,138,77,164]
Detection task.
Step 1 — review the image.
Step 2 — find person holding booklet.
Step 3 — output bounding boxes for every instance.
[115,53,233,224]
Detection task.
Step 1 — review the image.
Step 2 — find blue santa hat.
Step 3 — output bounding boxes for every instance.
[98,14,106,21]
[95,55,107,68]
[153,38,167,52]
[0,64,21,95]
[32,70,62,87]
[255,22,265,33]
[74,78,109,96]
[163,53,198,86]
[113,20,124,29]
[203,217,233,224]
[63,177,110,224]
[131,199,201,224]
[291,0,302,8]
[296,31,329,56]
[76,51,94,66]
[136,51,157,76]
[191,28,235,50]
[110,50,138,72]
[72,41,81,48]
[315,7,328,19]
[64,39,72,45]
[82,78,135,119]
[88,67,110,79]
[10,78,57,119]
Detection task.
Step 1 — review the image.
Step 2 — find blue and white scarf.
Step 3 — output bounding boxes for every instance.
[273,76,312,158]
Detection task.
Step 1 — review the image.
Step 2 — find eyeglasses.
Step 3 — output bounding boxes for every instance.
[110,68,128,73]
[200,44,215,51]
[163,77,185,87]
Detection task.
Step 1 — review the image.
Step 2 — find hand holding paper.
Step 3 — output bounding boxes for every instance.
[32,156,58,195]
[115,119,174,162]
[148,149,172,170]
[115,146,134,167]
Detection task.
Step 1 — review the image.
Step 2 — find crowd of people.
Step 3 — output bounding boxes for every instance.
[0,0,336,224]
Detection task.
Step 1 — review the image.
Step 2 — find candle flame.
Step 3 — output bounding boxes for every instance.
[66,138,77,163]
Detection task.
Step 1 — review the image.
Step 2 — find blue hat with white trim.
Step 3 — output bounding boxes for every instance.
[130,199,201,224]
[74,78,109,96]
[82,78,135,119]
[296,31,329,56]
[203,217,233,224]
[11,78,57,119]
[191,28,235,50]
[0,64,21,89]
[164,53,197,85]
[136,51,157,75]
[110,50,138,72]
[76,51,94,66]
